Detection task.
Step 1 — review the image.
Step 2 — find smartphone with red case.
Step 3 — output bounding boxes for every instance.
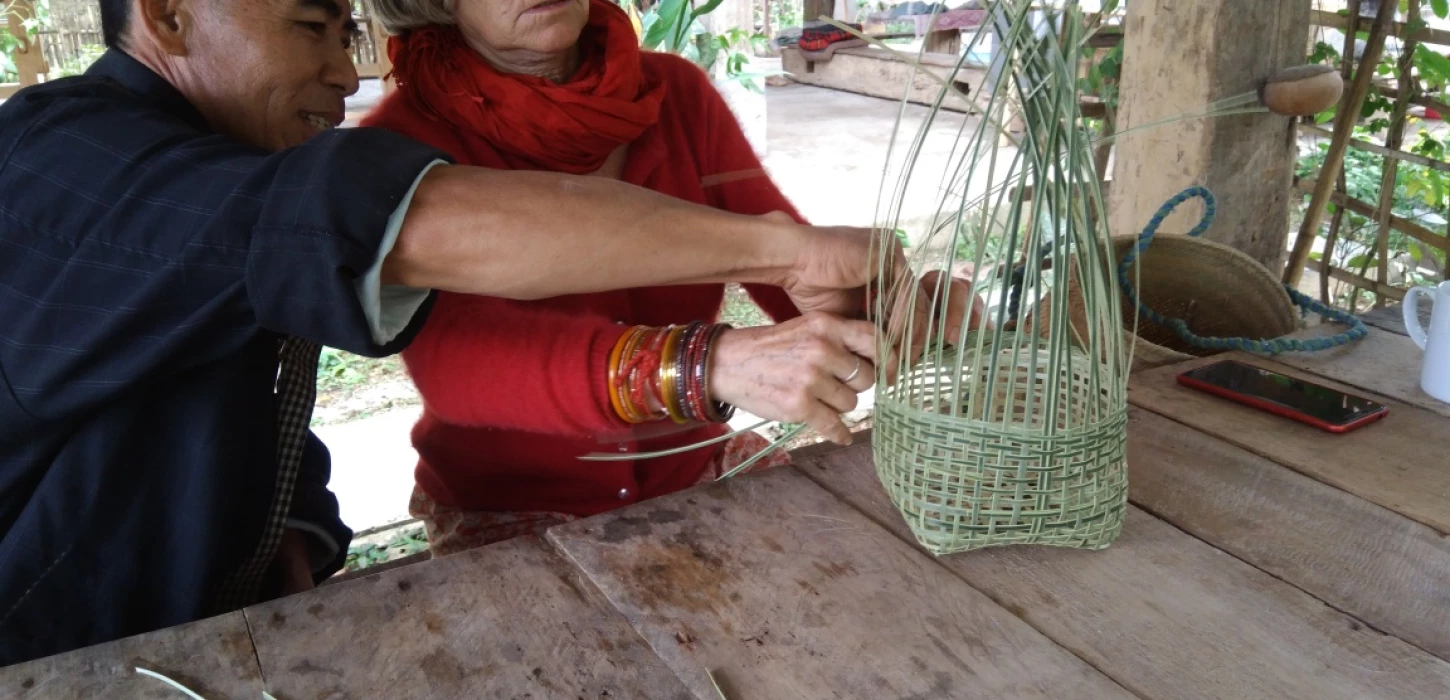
[1176,360,1388,434]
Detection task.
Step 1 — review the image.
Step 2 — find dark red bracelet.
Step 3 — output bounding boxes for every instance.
[699,323,734,423]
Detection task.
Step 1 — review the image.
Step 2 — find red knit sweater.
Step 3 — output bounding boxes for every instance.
[361,53,804,517]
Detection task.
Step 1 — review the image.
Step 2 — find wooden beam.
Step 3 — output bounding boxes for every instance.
[1086,30,1122,49]
[1109,0,1311,270]
[1294,177,1450,253]
[1310,8,1450,47]
[1299,124,1450,174]
[1374,84,1450,121]
[1285,0,1397,287]
[1317,261,1408,301]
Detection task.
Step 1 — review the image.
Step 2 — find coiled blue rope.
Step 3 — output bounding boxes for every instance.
[1119,186,1367,355]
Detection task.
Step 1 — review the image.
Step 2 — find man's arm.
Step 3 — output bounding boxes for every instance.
[381,164,880,308]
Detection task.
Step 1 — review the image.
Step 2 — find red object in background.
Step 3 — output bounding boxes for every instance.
[1426,108,1442,121]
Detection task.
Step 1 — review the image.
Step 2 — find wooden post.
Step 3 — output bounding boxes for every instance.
[922,28,961,55]
[803,0,833,24]
[6,0,48,87]
[1363,0,1421,309]
[1108,0,1311,271]
[1284,0,1396,287]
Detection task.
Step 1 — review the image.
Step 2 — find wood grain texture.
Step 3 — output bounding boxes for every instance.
[1359,303,1422,336]
[1126,407,1450,660]
[246,536,693,700]
[0,612,263,700]
[549,467,1133,700]
[1129,353,1450,534]
[1110,0,1309,269]
[1259,327,1450,419]
[794,442,1450,699]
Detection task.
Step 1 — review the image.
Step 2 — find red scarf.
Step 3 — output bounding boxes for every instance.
[386,0,665,174]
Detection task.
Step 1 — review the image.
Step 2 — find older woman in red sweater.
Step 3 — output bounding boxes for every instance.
[359,0,903,554]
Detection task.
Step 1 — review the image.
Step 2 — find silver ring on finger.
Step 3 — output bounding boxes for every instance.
[841,356,862,383]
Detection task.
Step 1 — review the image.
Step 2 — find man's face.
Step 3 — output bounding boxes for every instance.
[184,0,360,151]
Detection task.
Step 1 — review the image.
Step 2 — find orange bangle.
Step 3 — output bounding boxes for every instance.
[607,326,645,423]
[618,326,655,423]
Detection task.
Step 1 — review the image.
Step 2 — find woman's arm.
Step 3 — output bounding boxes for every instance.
[687,65,813,324]
[401,294,630,436]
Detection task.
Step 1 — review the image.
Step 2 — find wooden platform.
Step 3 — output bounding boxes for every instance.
[4,327,1448,699]
[782,45,988,113]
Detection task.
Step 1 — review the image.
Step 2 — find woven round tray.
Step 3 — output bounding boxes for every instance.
[873,341,1128,555]
[1034,233,1301,371]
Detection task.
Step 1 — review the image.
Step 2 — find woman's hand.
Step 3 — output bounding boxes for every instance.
[709,312,885,445]
[763,211,908,319]
[878,269,990,365]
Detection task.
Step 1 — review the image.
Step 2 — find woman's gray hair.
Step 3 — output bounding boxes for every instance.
[366,0,457,34]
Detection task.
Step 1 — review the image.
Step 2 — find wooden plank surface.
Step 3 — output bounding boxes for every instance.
[1262,327,1450,419]
[794,441,1450,699]
[0,612,264,699]
[246,536,693,700]
[1130,353,1450,534]
[1126,407,1450,660]
[549,467,1133,700]
[1359,303,1421,336]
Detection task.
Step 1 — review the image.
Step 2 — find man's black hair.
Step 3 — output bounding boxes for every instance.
[99,0,128,48]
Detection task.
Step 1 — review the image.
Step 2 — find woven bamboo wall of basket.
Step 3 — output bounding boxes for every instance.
[869,0,1130,556]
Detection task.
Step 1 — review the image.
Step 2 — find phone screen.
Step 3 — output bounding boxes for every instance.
[1179,361,1383,426]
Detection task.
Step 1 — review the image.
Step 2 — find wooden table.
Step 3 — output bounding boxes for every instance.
[5,327,1448,699]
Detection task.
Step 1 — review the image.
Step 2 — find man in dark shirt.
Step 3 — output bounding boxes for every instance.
[0,0,891,665]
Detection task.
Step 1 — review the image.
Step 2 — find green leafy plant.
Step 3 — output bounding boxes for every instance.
[0,0,49,82]
[317,346,366,387]
[633,0,784,93]
[1078,0,1123,112]
[54,42,101,77]
[344,524,429,571]
[1296,0,1450,308]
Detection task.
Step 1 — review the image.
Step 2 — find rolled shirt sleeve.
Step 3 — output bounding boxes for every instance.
[356,159,449,345]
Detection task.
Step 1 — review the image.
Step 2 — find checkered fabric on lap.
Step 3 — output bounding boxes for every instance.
[210,336,320,612]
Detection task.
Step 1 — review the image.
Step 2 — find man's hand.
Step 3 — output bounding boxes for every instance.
[273,529,317,596]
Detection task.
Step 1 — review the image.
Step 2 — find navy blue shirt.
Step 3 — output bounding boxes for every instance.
[0,50,448,665]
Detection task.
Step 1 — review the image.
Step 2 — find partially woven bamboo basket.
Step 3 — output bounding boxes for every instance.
[874,338,1128,554]
[869,0,1130,556]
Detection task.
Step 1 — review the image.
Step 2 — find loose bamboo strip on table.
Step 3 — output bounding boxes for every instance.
[0,612,265,699]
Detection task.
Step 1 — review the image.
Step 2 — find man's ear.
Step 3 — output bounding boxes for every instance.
[133,0,195,56]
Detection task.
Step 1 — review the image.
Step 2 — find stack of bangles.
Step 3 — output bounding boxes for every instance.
[607,321,736,425]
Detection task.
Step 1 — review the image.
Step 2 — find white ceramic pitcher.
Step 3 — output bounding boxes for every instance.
[1404,280,1450,404]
